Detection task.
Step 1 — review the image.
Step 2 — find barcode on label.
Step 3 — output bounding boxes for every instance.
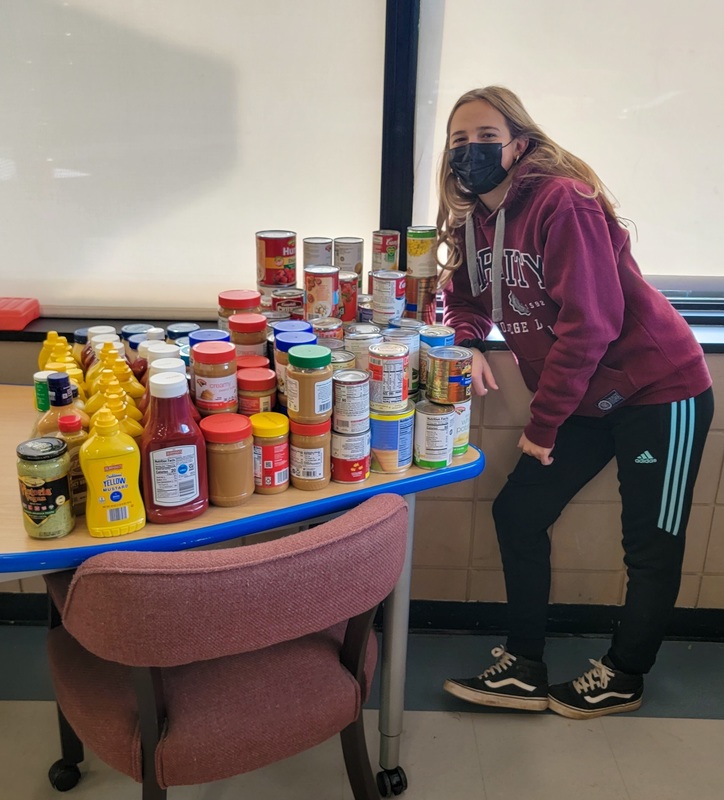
[275,468,289,484]
[107,506,129,522]
[318,400,332,412]
[301,469,319,478]
[178,480,196,497]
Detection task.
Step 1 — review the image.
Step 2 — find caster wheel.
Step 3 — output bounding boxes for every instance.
[376,766,408,796]
[48,759,81,792]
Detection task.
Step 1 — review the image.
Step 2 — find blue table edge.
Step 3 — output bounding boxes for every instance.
[1,446,485,573]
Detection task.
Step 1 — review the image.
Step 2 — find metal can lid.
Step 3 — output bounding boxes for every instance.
[369,342,408,358]
[415,399,454,416]
[407,225,437,237]
[428,346,473,360]
[331,350,355,364]
[419,325,456,341]
[333,369,369,385]
[17,437,68,461]
[312,317,343,331]
[304,265,340,276]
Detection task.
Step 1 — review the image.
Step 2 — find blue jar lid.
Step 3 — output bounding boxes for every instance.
[128,333,147,352]
[188,328,231,348]
[120,323,153,341]
[166,322,201,340]
[274,331,317,353]
[179,344,190,366]
[73,327,88,345]
[271,320,313,337]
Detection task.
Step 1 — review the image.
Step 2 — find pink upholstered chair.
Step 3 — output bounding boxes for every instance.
[43,494,408,800]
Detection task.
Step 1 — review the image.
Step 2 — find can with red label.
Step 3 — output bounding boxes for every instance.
[304,265,340,319]
[331,429,371,483]
[338,270,359,322]
[271,287,305,312]
[332,369,370,434]
[256,230,296,288]
[312,317,344,340]
[371,270,406,327]
[303,237,333,266]
[368,342,409,412]
[334,237,364,288]
[372,230,400,272]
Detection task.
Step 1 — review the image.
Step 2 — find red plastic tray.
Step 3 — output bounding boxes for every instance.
[0,297,41,330]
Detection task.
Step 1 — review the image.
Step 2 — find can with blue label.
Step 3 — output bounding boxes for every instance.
[419,325,455,390]
[369,401,414,473]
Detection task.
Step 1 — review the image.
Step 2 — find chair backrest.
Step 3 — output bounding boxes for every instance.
[59,494,408,667]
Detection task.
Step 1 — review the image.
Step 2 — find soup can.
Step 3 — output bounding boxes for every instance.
[419,325,456,390]
[371,270,406,327]
[331,430,371,483]
[256,230,296,287]
[303,236,333,266]
[452,398,472,457]
[304,265,340,318]
[381,327,420,396]
[331,349,356,372]
[334,236,364,287]
[368,342,409,412]
[344,322,380,336]
[413,400,455,469]
[405,275,437,323]
[426,346,473,403]
[271,287,305,312]
[406,226,437,278]
[343,332,383,372]
[338,270,359,322]
[370,401,414,473]
[372,229,401,271]
[358,294,373,323]
[332,369,370,434]
[312,316,344,340]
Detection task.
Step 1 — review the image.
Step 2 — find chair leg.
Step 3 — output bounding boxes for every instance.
[340,713,380,800]
[56,704,84,765]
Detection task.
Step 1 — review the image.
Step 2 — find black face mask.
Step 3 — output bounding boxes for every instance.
[448,141,512,196]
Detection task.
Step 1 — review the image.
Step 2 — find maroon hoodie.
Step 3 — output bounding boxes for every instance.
[442,167,711,449]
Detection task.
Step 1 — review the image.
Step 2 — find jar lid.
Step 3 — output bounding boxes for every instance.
[288,344,332,369]
[228,313,267,333]
[236,367,276,391]
[86,325,116,338]
[236,354,270,370]
[120,323,153,340]
[218,289,262,310]
[179,345,190,366]
[149,372,188,399]
[146,343,181,363]
[145,327,166,341]
[199,413,252,443]
[148,357,186,378]
[271,319,313,337]
[17,437,68,461]
[58,414,83,433]
[188,328,231,347]
[128,333,147,351]
[274,331,317,353]
[192,340,236,364]
[289,419,331,436]
[166,322,201,340]
[73,327,88,344]
[249,411,289,438]
[47,372,73,406]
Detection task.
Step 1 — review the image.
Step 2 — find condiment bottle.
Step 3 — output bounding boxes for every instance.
[89,392,144,444]
[111,360,145,400]
[191,341,238,416]
[56,414,89,516]
[236,368,277,415]
[249,412,289,495]
[285,345,333,424]
[228,313,268,357]
[199,414,254,507]
[140,373,208,523]
[86,341,126,390]
[16,437,75,539]
[36,373,86,435]
[80,407,146,537]
[289,419,331,490]
[80,326,116,369]
[217,289,263,331]
[273,331,317,409]
[131,328,166,381]
[120,323,153,360]
[37,331,61,370]
[140,342,181,387]
[140,358,199,424]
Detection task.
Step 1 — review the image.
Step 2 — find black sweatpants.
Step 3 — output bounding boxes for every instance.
[492,388,714,675]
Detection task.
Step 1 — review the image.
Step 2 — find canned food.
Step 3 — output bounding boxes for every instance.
[338,270,359,322]
[324,338,346,351]
[331,350,356,372]
[372,229,401,271]
[334,236,364,287]
[262,310,292,329]
[304,265,340,318]
[389,318,426,331]
[343,332,384,372]
[332,369,370,434]
[405,275,437,323]
[271,287,305,312]
[312,316,344,340]
[452,398,472,457]
[419,325,456,389]
[406,226,437,277]
[413,400,454,469]
[370,401,414,473]
[331,430,371,483]
[303,236,333,266]
[368,342,409,412]
[256,230,296,287]
[426,346,473,403]
[372,270,406,327]
[357,294,373,322]
[344,322,381,336]
[381,327,420,395]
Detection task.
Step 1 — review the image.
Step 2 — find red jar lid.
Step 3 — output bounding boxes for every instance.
[289,419,332,436]
[236,367,277,391]
[199,413,252,443]
[218,289,262,310]
[192,340,236,364]
[228,313,267,333]
[236,354,270,370]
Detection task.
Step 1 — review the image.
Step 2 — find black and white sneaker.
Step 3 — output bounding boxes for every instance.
[547,655,643,719]
[443,646,549,710]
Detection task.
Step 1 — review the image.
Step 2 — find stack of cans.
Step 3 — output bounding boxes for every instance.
[331,369,371,483]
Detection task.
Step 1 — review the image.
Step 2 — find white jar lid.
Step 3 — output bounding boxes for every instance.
[149,372,188,398]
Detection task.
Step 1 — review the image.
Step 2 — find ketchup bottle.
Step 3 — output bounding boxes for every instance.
[140,372,208,523]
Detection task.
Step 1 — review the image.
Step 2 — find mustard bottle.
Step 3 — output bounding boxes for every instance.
[80,406,145,537]
[89,392,144,443]
[38,331,61,371]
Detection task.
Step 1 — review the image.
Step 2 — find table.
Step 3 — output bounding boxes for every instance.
[0,384,485,791]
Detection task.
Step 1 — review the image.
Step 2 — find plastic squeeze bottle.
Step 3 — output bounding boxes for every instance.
[56,414,89,516]
[80,406,146,537]
[36,373,86,435]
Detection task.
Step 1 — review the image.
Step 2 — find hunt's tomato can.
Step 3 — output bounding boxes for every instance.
[339,270,359,322]
[256,230,296,287]
[372,230,400,271]
[304,266,340,318]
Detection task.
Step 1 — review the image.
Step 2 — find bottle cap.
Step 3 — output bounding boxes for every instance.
[47,372,73,406]
[120,323,153,341]
[236,354,270,370]
[249,411,289,439]
[149,372,188,399]
[228,313,267,333]
[271,319,313,337]
[274,331,317,353]
[191,341,236,364]
[289,419,331,436]
[91,333,120,349]
[145,327,166,341]
[218,289,262,310]
[199,413,252,443]
[58,414,83,433]
[128,333,147,352]
[287,344,332,369]
[188,329,231,348]
[86,325,116,339]
[17,437,67,461]
[148,357,187,378]
[73,327,88,345]
[93,406,120,435]
[236,368,277,392]
[146,343,180,364]
[166,322,200,341]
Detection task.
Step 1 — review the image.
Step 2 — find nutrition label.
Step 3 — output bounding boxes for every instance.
[150,445,200,506]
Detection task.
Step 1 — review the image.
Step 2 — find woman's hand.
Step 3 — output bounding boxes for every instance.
[517,433,554,466]
[470,349,498,396]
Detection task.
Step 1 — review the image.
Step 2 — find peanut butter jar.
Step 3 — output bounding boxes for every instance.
[199,414,254,507]
[250,412,290,494]
[285,345,333,425]
[289,419,331,491]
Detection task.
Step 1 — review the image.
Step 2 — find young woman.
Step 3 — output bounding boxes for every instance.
[438,86,713,719]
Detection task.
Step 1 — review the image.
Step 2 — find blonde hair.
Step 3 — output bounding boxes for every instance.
[436,86,619,275]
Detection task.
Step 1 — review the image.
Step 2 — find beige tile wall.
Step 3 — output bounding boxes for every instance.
[412,352,724,609]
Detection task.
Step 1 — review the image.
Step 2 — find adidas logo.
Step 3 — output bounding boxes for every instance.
[635,450,657,464]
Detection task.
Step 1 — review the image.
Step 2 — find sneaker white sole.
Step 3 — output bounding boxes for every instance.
[443,679,549,711]
[547,695,642,720]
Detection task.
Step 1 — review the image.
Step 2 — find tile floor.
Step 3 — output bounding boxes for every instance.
[2,629,724,800]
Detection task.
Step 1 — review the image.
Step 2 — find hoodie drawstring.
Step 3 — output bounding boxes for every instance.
[466,207,505,324]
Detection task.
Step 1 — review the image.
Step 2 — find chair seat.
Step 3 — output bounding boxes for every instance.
[48,622,378,788]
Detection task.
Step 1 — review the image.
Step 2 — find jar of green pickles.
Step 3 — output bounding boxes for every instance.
[16,437,75,539]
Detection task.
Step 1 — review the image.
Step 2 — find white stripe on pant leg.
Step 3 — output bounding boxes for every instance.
[658,401,679,531]
[665,400,688,533]
[671,397,696,536]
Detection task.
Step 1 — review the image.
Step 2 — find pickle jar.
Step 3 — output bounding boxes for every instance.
[17,437,75,539]
[289,419,331,491]
[218,290,263,331]
[285,345,333,424]
[249,412,290,495]
[199,414,254,507]
[191,341,238,416]
[228,313,268,357]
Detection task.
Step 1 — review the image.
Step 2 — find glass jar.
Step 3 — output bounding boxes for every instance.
[236,368,277,415]
[285,345,333,424]
[273,331,317,409]
[199,414,254,507]
[191,341,238,415]
[250,412,290,495]
[290,419,331,490]
[17,437,75,539]
[218,290,263,331]
[228,313,268,357]
[236,354,270,371]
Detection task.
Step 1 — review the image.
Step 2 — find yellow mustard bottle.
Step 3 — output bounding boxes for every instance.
[89,392,144,443]
[38,331,61,370]
[79,406,146,537]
